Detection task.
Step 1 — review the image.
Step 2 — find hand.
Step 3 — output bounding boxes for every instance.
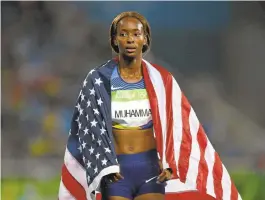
[157,168,173,183]
[107,172,124,183]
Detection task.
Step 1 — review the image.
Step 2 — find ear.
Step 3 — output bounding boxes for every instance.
[113,37,118,46]
[144,36,148,45]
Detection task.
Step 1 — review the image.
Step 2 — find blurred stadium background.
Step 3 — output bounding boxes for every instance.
[1,1,265,200]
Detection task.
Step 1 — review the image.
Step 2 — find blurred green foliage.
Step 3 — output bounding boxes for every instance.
[1,171,265,200]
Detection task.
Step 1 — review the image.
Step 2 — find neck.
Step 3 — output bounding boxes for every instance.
[118,54,142,72]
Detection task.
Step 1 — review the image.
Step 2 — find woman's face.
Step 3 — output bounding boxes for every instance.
[115,17,146,58]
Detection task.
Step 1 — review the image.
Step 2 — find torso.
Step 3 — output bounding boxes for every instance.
[113,128,156,154]
[111,65,157,154]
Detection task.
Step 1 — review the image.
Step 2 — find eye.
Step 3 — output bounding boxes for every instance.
[120,32,127,37]
[135,32,141,37]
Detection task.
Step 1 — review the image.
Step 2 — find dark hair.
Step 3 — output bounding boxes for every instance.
[109,11,151,54]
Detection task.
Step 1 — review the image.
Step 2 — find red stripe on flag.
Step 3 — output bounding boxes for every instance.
[61,164,87,200]
[213,152,223,200]
[196,125,209,193]
[164,75,178,178]
[178,93,192,182]
[151,64,178,178]
[165,192,216,200]
[231,181,238,200]
[142,62,164,159]
[97,192,216,200]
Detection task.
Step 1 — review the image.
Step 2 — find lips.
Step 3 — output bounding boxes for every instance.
[125,47,136,53]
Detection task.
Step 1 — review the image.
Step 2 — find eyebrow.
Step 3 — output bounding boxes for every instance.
[120,28,141,31]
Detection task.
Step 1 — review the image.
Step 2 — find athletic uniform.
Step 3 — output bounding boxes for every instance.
[101,65,165,199]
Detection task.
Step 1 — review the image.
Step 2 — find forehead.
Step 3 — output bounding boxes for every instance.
[117,17,143,31]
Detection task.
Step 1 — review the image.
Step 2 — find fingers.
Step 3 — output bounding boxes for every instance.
[113,176,119,182]
[108,173,124,183]
[157,170,172,183]
[115,173,124,180]
[157,170,167,183]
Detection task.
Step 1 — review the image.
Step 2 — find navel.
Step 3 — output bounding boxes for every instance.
[128,146,134,152]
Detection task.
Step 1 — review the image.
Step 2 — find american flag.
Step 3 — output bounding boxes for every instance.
[58,58,242,200]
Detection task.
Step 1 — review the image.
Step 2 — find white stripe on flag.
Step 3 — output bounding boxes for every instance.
[238,193,243,200]
[221,164,232,200]
[64,148,90,198]
[171,78,183,178]
[58,179,75,200]
[165,179,197,193]
[204,141,216,198]
[186,108,200,188]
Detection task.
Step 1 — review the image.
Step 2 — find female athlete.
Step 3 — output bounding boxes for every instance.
[100,11,172,200]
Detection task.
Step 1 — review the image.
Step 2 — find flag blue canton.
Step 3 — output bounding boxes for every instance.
[67,62,119,187]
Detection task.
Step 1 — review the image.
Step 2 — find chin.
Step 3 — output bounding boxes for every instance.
[122,53,137,60]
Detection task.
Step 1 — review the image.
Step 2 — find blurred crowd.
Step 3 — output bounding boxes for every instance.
[1,1,111,158]
[1,1,265,177]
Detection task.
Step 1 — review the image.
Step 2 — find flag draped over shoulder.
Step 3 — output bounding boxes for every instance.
[58,58,242,200]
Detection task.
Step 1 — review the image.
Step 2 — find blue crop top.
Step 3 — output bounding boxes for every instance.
[111,65,153,130]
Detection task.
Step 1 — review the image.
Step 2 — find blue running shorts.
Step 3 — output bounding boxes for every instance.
[101,149,165,199]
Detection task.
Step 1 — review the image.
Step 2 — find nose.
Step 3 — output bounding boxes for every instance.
[127,35,134,43]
